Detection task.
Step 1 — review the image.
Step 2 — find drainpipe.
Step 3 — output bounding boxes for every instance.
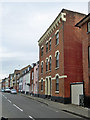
[62,21,65,103]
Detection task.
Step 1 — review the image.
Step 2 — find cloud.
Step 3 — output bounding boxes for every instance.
[0,0,89,3]
[0,2,88,79]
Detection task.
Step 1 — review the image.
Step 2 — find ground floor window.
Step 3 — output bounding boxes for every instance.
[41,79,43,91]
[56,76,59,91]
[88,46,90,67]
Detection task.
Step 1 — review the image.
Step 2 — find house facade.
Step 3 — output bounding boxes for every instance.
[13,70,21,92]
[38,9,86,104]
[30,66,34,95]
[9,73,14,89]
[18,65,31,93]
[5,77,9,88]
[33,61,39,96]
[75,13,90,107]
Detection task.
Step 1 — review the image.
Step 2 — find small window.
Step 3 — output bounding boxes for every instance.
[41,47,44,56]
[49,40,51,51]
[41,79,43,90]
[46,43,48,53]
[88,46,90,67]
[56,52,59,68]
[41,62,43,73]
[46,59,48,72]
[88,22,90,32]
[49,57,51,71]
[56,32,59,45]
[56,76,59,91]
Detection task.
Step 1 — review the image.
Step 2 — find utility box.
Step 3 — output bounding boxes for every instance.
[79,94,84,106]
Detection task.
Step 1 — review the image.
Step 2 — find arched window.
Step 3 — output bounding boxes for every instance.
[46,42,48,53]
[56,52,59,68]
[41,46,44,56]
[56,32,59,45]
[41,62,43,73]
[46,59,48,71]
[41,79,43,90]
[49,57,51,71]
[49,39,51,50]
[56,76,59,91]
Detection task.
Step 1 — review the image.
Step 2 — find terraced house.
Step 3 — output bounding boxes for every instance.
[75,13,90,107]
[38,9,86,104]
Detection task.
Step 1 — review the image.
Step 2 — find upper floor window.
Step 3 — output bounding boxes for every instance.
[32,72,34,80]
[49,40,51,51]
[41,47,44,56]
[56,52,59,68]
[41,62,43,73]
[46,42,48,53]
[49,57,51,71]
[41,79,43,90]
[88,22,90,33]
[56,32,59,45]
[88,46,90,67]
[46,59,48,72]
[56,76,59,91]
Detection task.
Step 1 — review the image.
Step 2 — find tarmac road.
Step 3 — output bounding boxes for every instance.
[1,92,86,120]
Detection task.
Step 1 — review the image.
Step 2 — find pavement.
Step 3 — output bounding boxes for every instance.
[20,93,90,119]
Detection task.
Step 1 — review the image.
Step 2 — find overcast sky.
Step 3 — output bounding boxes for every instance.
[0,0,89,79]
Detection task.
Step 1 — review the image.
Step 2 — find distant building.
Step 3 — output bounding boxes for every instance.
[18,65,31,93]
[13,70,21,92]
[33,61,39,96]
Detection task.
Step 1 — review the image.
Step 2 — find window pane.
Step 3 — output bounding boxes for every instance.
[88,22,90,32]
[56,76,59,91]
[56,33,59,45]
[41,80,43,90]
[89,47,90,66]
[56,53,59,68]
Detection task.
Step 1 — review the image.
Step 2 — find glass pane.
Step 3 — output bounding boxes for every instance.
[88,22,90,32]
[89,47,90,66]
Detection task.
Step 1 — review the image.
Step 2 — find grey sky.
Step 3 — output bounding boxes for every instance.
[0,0,89,79]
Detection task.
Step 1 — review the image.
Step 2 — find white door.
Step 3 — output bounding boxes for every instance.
[71,83,83,105]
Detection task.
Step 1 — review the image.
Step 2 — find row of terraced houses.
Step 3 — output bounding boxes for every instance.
[1,9,90,107]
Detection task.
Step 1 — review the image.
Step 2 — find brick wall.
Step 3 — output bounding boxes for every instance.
[38,9,85,103]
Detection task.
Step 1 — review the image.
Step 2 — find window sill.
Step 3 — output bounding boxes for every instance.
[55,91,59,94]
[55,67,59,70]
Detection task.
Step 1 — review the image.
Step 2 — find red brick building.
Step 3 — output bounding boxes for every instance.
[38,9,86,104]
[75,13,90,107]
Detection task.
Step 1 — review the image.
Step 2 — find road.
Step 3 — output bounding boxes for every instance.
[0,92,86,120]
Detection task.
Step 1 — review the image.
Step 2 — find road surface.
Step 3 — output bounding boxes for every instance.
[0,92,86,120]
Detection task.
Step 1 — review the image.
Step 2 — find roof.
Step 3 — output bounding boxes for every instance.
[38,8,86,45]
[75,13,90,27]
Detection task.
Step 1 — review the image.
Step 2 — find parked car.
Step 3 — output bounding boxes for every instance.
[4,88,11,93]
[10,89,17,94]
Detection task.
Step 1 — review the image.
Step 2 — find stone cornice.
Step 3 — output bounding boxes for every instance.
[38,12,66,46]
